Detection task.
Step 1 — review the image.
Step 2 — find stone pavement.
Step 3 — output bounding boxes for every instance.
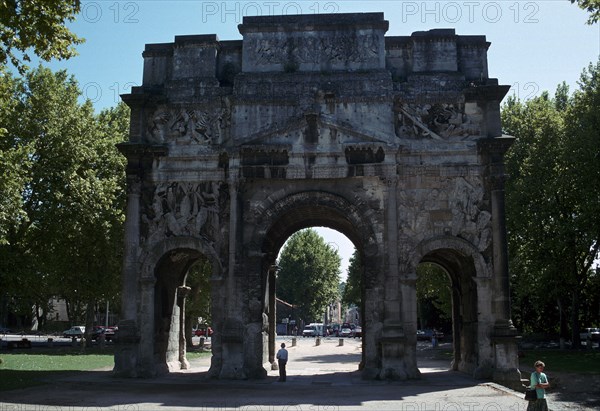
[0,337,594,411]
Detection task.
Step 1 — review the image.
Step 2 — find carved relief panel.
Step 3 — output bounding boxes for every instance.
[146,101,231,146]
[393,99,482,140]
[141,181,224,247]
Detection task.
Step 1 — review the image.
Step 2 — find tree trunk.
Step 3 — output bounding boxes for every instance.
[557,297,568,340]
[83,299,96,349]
[571,285,581,348]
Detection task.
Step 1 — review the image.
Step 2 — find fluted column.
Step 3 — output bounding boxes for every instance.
[121,175,141,320]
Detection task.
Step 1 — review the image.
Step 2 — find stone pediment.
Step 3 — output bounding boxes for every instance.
[241,113,394,150]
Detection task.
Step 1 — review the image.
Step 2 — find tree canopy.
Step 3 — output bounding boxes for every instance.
[416,263,452,331]
[0,66,128,330]
[502,62,600,343]
[0,1,83,73]
[342,249,361,308]
[571,0,600,24]
[277,228,341,323]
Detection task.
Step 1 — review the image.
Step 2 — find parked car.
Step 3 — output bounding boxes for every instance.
[302,324,324,337]
[580,327,600,341]
[340,327,352,337]
[91,326,105,340]
[417,329,444,341]
[352,326,362,338]
[194,326,213,337]
[104,326,118,341]
[302,325,316,337]
[63,326,85,338]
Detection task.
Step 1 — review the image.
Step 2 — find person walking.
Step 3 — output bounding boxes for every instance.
[527,360,550,411]
[276,342,288,382]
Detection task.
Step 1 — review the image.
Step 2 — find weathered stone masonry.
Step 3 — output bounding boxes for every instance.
[116,12,521,387]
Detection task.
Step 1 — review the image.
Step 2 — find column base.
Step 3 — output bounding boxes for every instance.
[113,319,143,377]
[492,322,521,390]
[377,324,420,380]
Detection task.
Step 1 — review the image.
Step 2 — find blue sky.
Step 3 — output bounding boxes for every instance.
[47,1,599,109]
[43,1,599,278]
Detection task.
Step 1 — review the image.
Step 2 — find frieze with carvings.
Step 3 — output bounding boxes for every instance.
[141,182,222,246]
[146,103,230,146]
[248,33,380,66]
[394,100,480,140]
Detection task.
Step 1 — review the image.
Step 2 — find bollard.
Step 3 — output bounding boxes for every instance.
[291,337,296,347]
[315,336,321,346]
[339,338,344,346]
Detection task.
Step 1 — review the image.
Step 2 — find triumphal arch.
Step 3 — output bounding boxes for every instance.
[115,13,520,386]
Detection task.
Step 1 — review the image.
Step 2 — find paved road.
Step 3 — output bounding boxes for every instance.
[0,336,594,410]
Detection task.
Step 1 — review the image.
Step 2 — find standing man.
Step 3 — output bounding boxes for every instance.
[276,342,288,382]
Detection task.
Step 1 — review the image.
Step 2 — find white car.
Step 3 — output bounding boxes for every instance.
[63,326,85,338]
[302,325,316,337]
[580,327,600,341]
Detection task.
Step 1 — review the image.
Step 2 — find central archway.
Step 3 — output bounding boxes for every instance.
[250,190,384,378]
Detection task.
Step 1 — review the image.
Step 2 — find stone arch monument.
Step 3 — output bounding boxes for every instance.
[115,12,521,386]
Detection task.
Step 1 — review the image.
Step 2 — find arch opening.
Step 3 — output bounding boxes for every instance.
[153,247,214,374]
[415,248,479,375]
[257,197,377,377]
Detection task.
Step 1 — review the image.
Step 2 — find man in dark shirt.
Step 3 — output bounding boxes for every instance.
[276,342,288,382]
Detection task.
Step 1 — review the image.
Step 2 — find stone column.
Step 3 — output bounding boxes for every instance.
[136,276,156,376]
[114,143,167,377]
[379,177,417,379]
[268,266,277,368]
[113,173,141,377]
[478,137,520,388]
[177,286,191,370]
[491,184,512,328]
[121,175,141,322]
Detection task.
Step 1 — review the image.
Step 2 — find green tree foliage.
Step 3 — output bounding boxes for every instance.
[0,65,29,245]
[503,64,600,343]
[0,1,83,73]
[416,263,452,330]
[0,66,128,331]
[277,229,341,323]
[184,257,212,347]
[342,250,362,307]
[571,0,600,24]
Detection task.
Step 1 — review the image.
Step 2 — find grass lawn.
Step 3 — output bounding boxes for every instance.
[519,349,600,374]
[0,346,211,391]
[433,347,600,375]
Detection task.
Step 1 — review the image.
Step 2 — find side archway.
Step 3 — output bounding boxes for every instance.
[135,237,223,376]
[407,236,492,375]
